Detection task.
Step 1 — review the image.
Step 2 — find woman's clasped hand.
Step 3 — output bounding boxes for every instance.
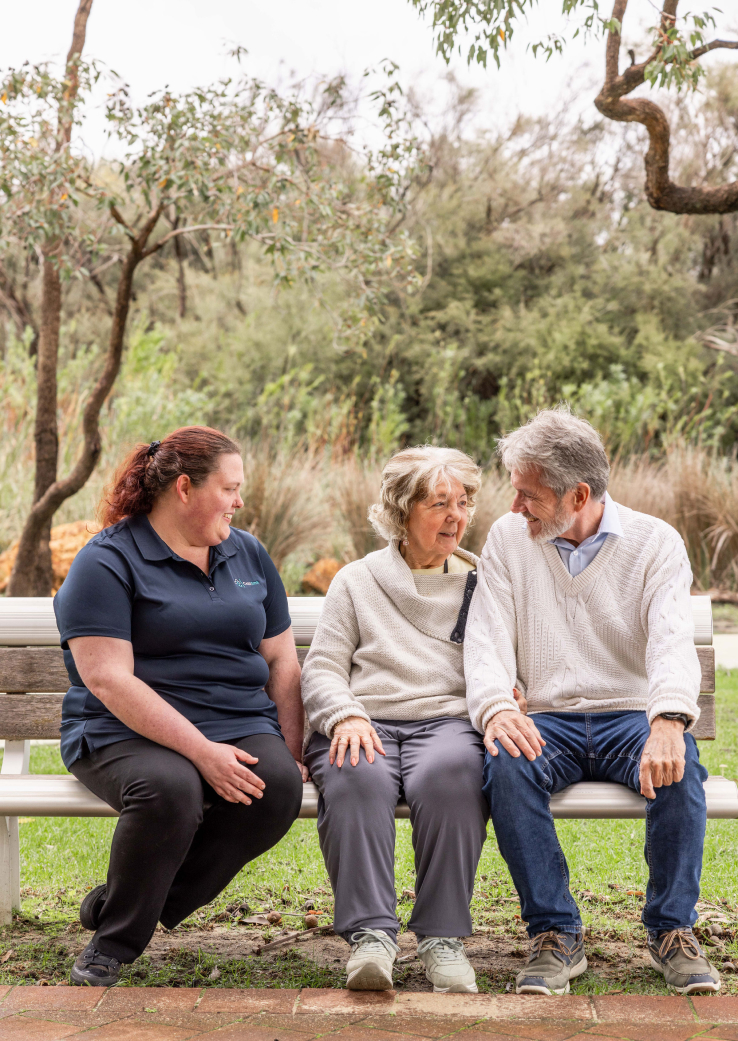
[192,742,266,804]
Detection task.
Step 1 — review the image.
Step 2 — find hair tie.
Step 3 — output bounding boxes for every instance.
[146,440,161,458]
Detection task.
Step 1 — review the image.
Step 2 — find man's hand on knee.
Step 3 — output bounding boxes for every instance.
[484,709,545,762]
[329,716,386,768]
[639,717,687,799]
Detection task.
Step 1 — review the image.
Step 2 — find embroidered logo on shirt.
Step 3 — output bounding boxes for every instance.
[234,578,260,588]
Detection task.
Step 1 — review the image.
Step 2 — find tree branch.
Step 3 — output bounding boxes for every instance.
[109,204,135,239]
[58,0,93,149]
[141,223,233,258]
[690,39,738,61]
[595,0,738,214]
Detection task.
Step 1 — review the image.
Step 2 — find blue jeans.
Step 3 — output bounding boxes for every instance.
[482,711,708,938]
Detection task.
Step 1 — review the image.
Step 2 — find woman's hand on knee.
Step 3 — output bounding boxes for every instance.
[329,716,385,768]
[193,742,266,804]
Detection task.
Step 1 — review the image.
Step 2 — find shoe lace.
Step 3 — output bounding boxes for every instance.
[350,929,400,957]
[529,931,578,962]
[82,945,119,969]
[417,937,465,962]
[657,929,702,962]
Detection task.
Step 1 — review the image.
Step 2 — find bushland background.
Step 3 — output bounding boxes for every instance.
[4,67,738,597]
[2,2,738,993]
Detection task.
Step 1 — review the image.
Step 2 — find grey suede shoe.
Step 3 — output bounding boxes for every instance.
[516,930,587,995]
[648,928,721,994]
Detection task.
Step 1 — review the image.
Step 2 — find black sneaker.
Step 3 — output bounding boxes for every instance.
[79,884,107,931]
[70,941,121,987]
[648,928,721,994]
[516,930,587,995]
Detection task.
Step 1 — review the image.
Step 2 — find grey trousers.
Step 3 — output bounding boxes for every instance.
[304,716,488,944]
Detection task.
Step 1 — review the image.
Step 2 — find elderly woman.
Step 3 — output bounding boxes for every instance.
[54,426,304,986]
[302,445,491,993]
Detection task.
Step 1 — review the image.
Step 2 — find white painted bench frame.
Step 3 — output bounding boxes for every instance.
[0,595,735,924]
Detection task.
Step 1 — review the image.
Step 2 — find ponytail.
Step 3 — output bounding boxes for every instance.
[100,426,240,528]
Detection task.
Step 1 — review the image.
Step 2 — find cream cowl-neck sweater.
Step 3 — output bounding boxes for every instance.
[464,505,702,732]
[301,543,479,738]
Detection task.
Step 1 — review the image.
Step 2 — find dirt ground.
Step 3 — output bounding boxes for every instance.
[2,920,656,992]
[3,909,735,992]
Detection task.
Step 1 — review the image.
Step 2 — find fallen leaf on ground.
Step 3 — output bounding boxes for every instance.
[0,950,13,963]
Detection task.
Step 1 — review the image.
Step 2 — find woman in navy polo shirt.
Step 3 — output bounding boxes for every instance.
[54,426,305,986]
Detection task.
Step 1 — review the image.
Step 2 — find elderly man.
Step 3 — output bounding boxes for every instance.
[465,407,720,997]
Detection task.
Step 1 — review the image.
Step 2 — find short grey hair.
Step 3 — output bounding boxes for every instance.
[368,445,482,543]
[497,406,610,501]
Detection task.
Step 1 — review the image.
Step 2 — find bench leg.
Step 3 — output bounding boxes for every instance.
[1,741,30,917]
[0,817,11,925]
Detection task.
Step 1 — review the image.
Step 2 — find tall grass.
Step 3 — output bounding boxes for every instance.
[329,457,386,561]
[609,448,738,592]
[4,321,738,594]
[232,446,332,570]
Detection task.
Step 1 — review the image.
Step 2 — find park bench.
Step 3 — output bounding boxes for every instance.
[0,594,736,925]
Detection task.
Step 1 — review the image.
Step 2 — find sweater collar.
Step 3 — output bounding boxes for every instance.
[541,525,621,592]
[363,541,479,643]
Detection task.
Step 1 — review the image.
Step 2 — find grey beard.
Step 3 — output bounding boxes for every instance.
[526,502,576,543]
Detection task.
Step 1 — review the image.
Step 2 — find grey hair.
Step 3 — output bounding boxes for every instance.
[368,445,482,543]
[497,406,610,501]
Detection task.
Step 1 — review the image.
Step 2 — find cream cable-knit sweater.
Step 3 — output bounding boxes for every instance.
[301,543,478,738]
[464,504,701,732]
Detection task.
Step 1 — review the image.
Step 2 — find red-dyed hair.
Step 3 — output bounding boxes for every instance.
[100,426,240,528]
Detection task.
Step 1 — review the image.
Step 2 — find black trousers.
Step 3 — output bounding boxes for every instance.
[70,733,303,962]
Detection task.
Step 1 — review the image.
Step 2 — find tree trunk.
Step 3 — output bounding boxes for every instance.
[174,227,187,318]
[6,0,93,597]
[7,219,153,597]
[25,251,61,595]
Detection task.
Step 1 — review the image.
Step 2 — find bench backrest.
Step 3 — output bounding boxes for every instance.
[0,596,717,741]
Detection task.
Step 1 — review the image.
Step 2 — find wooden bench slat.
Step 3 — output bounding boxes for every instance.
[697,645,715,694]
[0,645,717,694]
[0,646,718,741]
[0,648,70,693]
[0,690,719,742]
[0,695,65,740]
[691,693,716,740]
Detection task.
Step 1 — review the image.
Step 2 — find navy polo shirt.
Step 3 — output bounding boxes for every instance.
[53,514,292,769]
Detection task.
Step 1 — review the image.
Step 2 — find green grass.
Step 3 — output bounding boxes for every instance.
[1,672,736,990]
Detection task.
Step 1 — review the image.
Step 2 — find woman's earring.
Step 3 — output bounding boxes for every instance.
[402,539,409,545]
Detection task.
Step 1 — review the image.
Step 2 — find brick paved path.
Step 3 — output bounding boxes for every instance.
[0,987,737,1040]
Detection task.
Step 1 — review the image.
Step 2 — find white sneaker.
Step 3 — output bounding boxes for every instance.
[346,929,400,991]
[417,937,478,993]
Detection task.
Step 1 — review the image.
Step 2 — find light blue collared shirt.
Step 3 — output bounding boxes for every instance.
[549,492,623,577]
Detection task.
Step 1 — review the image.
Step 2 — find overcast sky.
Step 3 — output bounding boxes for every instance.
[0,0,599,144]
[1,1,736,151]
